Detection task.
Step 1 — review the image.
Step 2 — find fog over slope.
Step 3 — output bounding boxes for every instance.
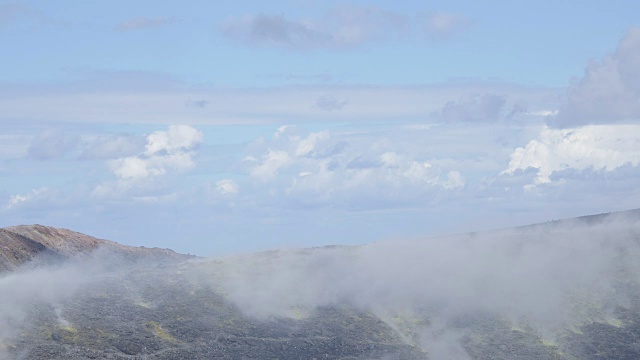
[1,211,640,359]
[192,210,640,357]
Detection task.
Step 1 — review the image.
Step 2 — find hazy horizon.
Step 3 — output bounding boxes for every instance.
[2,1,640,256]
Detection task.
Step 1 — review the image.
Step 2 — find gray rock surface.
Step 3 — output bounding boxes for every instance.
[2,214,640,359]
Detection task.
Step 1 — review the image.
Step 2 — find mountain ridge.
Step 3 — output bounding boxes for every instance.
[0,224,191,272]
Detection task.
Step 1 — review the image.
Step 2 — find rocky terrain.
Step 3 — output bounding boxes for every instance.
[0,225,426,359]
[0,225,189,272]
[1,211,640,359]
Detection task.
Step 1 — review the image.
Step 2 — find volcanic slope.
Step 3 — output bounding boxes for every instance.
[1,210,640,359]
[0,224,188,271]
[0,225,426,360]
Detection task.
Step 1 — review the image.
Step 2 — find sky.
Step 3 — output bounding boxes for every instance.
[2,1,640,255]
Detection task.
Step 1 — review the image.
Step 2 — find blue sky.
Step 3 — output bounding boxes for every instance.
[2,1,640,255]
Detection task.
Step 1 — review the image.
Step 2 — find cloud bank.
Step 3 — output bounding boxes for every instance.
[244,126,464,209]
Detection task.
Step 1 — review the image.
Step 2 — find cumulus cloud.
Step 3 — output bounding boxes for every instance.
[246,126,464,209]
[553,27,640,127]
[432,94,519,123]
[248,127,332,180]
[144,125,203,156]
[109,152,196,180]
[423,12,471,39]
[27,129,79,160]
[249,150,292,180]
[502,125,640,186]
[114,17,178,32]
[294,130,330,157]
[222,5,409,50]
[93,125,203,198]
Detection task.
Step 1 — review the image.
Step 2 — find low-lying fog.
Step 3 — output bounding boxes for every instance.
[2,212,640,358]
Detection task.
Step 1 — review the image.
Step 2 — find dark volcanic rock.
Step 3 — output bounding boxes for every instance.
[0,225,426,359]
[3,213,640,360]
[7,265,427,360]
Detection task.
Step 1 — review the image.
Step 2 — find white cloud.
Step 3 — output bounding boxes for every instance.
[4,187,49,210]
[402,160,433,182]
[294,131,330,157]
[273,125,292,139]
[109,156,150,180]
[553,27,640,126]
[502,125,640,186]
[249,128,336,180]
[245,126,465,209]
[216,179,239,195]
[380,151,401,167]
[145,125,203,156]
[250,150,292,180]
[93,125,203,198]
[109,152,196,180]
[444,171,465,189]
[7,119,640,253]
[109,125,202,182]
